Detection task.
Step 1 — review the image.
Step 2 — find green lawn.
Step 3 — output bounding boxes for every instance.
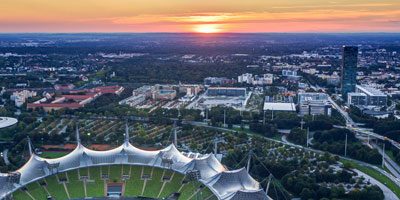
[45,176,69,199]
[341,159,400,199]
[142,167,164,198]
[124,166,144,196]
[86,166,104,197]
[40,151,69,158]
[66,170,85,198]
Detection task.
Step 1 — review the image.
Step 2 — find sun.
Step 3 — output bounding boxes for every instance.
[193,24,222,33]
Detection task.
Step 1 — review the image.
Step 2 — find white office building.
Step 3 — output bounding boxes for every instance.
[347,85,387,107]
[298,93,332,116]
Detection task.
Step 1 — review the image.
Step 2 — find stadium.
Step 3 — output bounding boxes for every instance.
[0,125,270,200]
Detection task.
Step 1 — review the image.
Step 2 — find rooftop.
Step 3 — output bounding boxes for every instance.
[263,102,296,111]
[356,85,386,96]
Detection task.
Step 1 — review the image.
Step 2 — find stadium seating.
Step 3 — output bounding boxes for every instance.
[45,176,69,199]
[12,189,32,200]
[109,165,122,182]
[11,165,216,200]
[178,181,202,200]
[200,187,218,200]
[25,181,48,200]
[79,167,89,177]
[86,166,104,197]
[142,167,164,198]
[65,170,85,198]
[124,165,144,196]
[158,171,185,198]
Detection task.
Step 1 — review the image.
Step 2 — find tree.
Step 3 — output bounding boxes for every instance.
[300,188,316,200]
[287,128,306,145]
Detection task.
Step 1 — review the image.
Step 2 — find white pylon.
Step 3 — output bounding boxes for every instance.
[223,109,226,127]
[382,143,385,168]
[124,121,130,144]
[76,124,81,145]
[265,174,273,195]
[247,150,252,173]
[344,132,348,157]
[27,136,33,156]
[173,121,178,146]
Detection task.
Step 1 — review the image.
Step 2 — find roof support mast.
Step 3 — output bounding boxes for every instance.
[247,149,253,173]
[173,120,178,146]
[265,174,273,195]
[76,123,80,145]
[27,136,33,156]
[125,121,130,144]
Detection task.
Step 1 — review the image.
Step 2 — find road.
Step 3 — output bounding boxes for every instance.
[328,97,400,179]
[354,169,398,200]
[373,143,400,178]
[327,95,355,125]
[311,84,400,179]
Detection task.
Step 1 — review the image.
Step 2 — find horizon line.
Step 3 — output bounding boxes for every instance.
[0,31,400,34]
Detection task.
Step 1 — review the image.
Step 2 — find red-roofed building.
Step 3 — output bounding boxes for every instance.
[27,85,124,112]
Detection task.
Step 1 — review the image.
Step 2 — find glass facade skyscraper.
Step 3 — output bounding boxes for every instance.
[341,46,358,99]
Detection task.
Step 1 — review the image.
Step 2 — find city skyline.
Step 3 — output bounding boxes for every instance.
[1,0,400,33]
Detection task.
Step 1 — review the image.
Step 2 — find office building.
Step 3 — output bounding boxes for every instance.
[298,92,331,116]
[341,46,358,99]
[347,92,367,106]
[263,96,296,112]
[238,73,253,84]
[347,85,387,107]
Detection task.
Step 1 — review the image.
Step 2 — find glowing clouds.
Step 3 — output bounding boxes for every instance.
[192,24,224,33]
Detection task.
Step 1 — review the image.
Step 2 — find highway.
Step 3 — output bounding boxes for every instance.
[324,91,400,179]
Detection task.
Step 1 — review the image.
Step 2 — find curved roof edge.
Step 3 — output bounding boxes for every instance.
[0,117,18,129]
[0,141,270,200]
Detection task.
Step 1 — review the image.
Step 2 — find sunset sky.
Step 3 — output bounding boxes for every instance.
[1,0,399,33]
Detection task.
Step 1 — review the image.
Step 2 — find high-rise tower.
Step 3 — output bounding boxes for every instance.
[341,46,358,99]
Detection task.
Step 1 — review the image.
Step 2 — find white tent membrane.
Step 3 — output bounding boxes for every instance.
[0,129,271,200]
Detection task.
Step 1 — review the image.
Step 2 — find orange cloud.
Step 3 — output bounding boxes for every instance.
[0,0,399,32]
